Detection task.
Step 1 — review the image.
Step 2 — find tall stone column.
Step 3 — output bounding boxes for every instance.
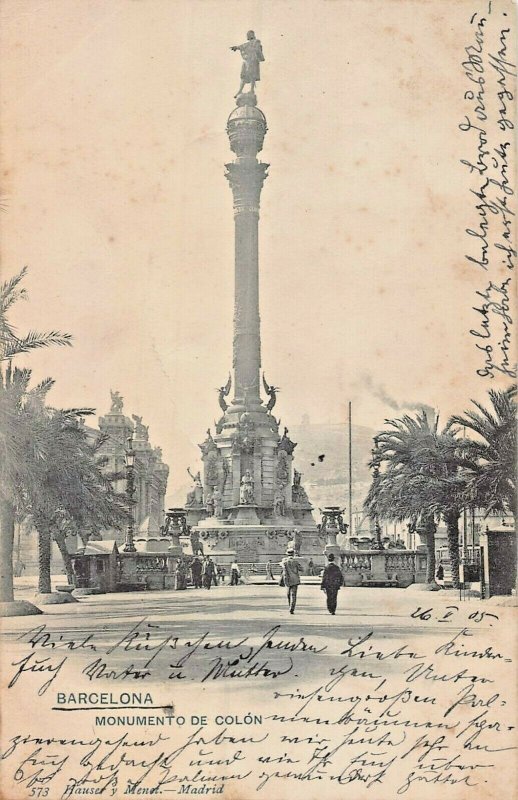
[225,98,268,407]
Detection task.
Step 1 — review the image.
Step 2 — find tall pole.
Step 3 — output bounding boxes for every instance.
[123,436,136,553]
[348,401,353,535]
[462,426,467,559]
[225,98,268,407]
[371,436,383,550]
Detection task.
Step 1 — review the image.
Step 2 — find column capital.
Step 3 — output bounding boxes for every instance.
[225,161,269,215]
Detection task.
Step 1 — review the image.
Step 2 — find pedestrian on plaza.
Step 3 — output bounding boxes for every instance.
[280,546,302,614]
[435,561,445,588]
[307,558,315,576]
[320,553,343,615]
[175,559,187,590]
[13,560,26,578]
[202,556,216,589]
[217,565,226,584]
[191,557,203,589]
[230,560,241,586]
[265,560,274,581]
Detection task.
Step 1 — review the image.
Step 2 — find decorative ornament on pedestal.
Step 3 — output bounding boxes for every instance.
[163,508,187,557]
[320,507,347,559]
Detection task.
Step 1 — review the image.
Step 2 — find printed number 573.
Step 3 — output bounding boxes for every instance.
[30,790,49,797]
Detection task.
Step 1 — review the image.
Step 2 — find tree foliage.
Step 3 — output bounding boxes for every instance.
[448,385,516,516]
[1,268,128,600]
[364,387,516,588]
[1,267,72,361]
[364,410,466,586]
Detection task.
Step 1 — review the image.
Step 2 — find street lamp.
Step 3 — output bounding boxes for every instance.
[123,435,137,553]
[370,436,384,551]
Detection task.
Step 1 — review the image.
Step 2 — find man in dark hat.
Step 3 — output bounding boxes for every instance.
[191,557,202,589]
[280,546,302,614]
[202,556,216,590]
[320,553,343,615]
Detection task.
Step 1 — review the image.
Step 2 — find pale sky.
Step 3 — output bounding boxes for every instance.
[1,0,515,492]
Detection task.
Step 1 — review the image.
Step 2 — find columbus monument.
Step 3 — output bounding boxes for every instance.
[184,34,326,566]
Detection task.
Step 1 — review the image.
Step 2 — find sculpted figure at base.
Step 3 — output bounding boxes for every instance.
[217,374,232,413]
[276,450,289,485]
[190,530,204,556]
[213,487,223,518]
[231,31,264,97]
[239,470,254,504]
[274,482,286,517]
[205,490,215,517]
[186,468,203,507]
[262,373,279,412]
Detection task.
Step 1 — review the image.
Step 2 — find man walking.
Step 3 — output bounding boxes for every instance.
[230,560,241,586]
[202,556,216,589]
[321,553,343,615]
[280,546,302,614]
[191,557,202,589]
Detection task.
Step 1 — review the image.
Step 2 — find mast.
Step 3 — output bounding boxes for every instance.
[348,400,353,535]
[225,98,268,408]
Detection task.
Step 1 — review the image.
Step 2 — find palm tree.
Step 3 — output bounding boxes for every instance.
[33,429,129,590]
[0,269,71,614]
[1,268,72,361]
[365,410,466,586]
[1,364,53,604]
[28,407,92,594]
[448,385,516,517]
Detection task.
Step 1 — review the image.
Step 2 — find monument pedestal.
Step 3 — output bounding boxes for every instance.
[324,543,341,559]
[232,505,261,526]
[191,517,325,569]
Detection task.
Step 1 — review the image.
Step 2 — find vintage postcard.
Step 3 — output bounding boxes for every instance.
[0,1,516,799]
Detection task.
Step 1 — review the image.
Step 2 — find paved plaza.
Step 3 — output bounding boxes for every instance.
[2,581,517,800]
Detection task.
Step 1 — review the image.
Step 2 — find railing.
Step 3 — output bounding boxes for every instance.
[342,552,372,571]
[135,556,168,573]
[460,546,480,563]
[436,545,480,563]
[238,562,283,577]
[341,550,417,572]
[384,552,416,572]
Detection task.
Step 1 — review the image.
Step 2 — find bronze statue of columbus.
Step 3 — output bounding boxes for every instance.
[231,30,265,97]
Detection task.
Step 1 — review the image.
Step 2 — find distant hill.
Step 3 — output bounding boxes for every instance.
[288,422,375,518]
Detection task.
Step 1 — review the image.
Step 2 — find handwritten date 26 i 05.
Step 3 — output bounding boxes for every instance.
[410,606,499,625]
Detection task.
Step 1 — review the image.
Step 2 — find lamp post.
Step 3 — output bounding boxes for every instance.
[370,437,384,551]
[123,435,137,553]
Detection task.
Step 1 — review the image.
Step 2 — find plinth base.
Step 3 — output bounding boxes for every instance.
[33,592,79,605]
[135,537,173,553]
[0,600,43,617]
[324,544,341,560]
[232,504,261,526]
[235,91,257,107]
[192,518,324,568]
